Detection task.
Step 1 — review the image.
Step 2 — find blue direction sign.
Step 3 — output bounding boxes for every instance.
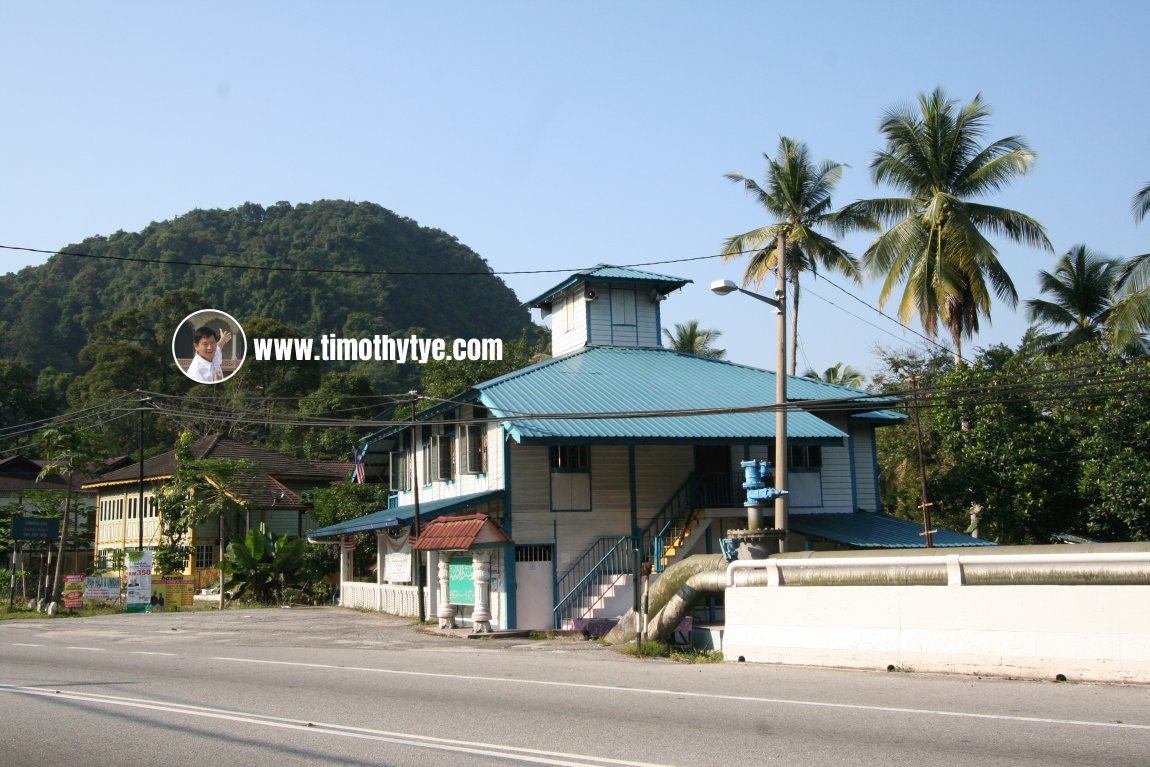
[11,516,60,541]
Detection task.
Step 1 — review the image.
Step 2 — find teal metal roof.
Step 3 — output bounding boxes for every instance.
[524,264,691,308]
[474,346,896,444]
[307,490,504,539]
[790,510,996,548]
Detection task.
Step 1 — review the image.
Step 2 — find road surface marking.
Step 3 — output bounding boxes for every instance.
[0,684,676,767]
[130,651,177,656]
[11,643,44,647]
[212,656,1150,732]
[64,646,105,651]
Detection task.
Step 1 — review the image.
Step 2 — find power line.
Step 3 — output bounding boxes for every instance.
[0,243,730,277]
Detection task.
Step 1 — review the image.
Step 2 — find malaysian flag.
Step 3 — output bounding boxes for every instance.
[353,447,366,484]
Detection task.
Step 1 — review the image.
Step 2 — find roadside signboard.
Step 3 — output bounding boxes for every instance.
[125,550,153,613]
[83,576,121,601]
[63,575,84,609]
[152,579,194,609]
[448,556,475,605]
[11,515,60,541]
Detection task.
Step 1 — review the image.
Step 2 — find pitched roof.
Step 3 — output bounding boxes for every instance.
[82,436,352,510]
[410,513,512,551]
[524,264,691,308]
[790,510,996,549]
[308,490,504,539]
[471,346,900,444]
[92,435,351,484]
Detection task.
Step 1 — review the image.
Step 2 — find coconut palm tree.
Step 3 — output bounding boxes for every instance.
[837,88,1053,366]
[801,362,865,388]
[1024,245,1120,352]
[1107,179,1150,353]
[721,137,874,375]
[663,321,726,359]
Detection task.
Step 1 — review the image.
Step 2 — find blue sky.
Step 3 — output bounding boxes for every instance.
[3,1,1148,379]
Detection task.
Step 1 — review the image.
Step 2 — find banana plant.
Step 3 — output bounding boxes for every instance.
[218,523,307,604]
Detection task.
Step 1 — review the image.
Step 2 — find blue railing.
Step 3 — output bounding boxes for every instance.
[552,535,631,629]
[551,470,752,628]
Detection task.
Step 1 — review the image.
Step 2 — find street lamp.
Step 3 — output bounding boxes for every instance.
[711,240,789,552]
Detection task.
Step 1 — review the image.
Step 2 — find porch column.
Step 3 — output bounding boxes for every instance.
[436,554,456,628]
[472,550,492,633]
[339,540,353,586]
[376,533,385,585]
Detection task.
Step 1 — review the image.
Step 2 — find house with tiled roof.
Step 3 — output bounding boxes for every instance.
[84,435,351,586]
[309,265,989,631]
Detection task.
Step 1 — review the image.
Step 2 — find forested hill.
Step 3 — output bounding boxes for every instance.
[0,200,531,373]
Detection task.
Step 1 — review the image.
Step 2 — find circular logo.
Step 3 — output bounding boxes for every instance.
[173,310,247,384]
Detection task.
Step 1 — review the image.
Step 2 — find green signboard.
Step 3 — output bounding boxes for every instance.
[448,556,474,606]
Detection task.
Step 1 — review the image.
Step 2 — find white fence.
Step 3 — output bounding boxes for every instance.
[340,582,426,617]
[723,551,1150,683]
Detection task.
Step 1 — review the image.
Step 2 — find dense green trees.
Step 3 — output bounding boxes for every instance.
[0,200,536,461]
[873,342,1150,543]
[0,200,530,375]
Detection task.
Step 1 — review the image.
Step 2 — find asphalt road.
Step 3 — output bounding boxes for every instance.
[2,608,1148,767]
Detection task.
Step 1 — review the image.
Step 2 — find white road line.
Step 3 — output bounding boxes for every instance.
[11,643,44,647]
[0,685,675,767]
[212,656,1150,732]
[64,646,105,651]
[130,651,177,656]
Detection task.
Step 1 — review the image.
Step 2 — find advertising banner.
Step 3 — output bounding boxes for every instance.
[63,575,84,609]
[382,528,411,583]
[125,550,153,613]
[83,576,121,601]
[151,579,194,609]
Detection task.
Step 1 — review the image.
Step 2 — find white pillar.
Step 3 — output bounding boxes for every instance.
[340,543,353,585]
[376,534,385,585]
[436,554,457,628]
[472,550,492,633]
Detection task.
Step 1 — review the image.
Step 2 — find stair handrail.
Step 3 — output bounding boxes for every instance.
[640,473,702,571]
[552,535,630,629]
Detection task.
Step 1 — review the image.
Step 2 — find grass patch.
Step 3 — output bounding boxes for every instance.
[616,640,670,658]
[0,602,122,620]
[670,647,723,664]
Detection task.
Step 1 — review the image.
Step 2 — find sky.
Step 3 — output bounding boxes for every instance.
[2,1,1148,379]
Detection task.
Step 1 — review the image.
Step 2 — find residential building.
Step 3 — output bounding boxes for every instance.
[84,435,351,587]
[310,265,988,630]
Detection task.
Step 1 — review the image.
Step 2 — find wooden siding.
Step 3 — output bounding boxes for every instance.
[391,413,505,508]
[508,443,694,571]
[745,437,854,512]
[634,445,693,528]
[552,290,588,356]
[851,425,879,511]
[585,282,662,349]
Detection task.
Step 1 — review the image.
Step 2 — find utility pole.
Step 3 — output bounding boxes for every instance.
[773,233,788,553]
[908,375,934,547]
[410,390,425,623]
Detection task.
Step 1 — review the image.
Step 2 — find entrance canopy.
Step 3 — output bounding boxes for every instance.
[307,490,504,540]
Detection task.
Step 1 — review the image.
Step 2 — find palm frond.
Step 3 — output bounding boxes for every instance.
[1133,181,1150,224]
[964,203,1054,252]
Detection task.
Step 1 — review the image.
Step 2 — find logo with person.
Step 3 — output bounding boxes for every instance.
[173,310,247,384]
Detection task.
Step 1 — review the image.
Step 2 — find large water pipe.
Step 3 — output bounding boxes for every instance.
[602,542,1150,645]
